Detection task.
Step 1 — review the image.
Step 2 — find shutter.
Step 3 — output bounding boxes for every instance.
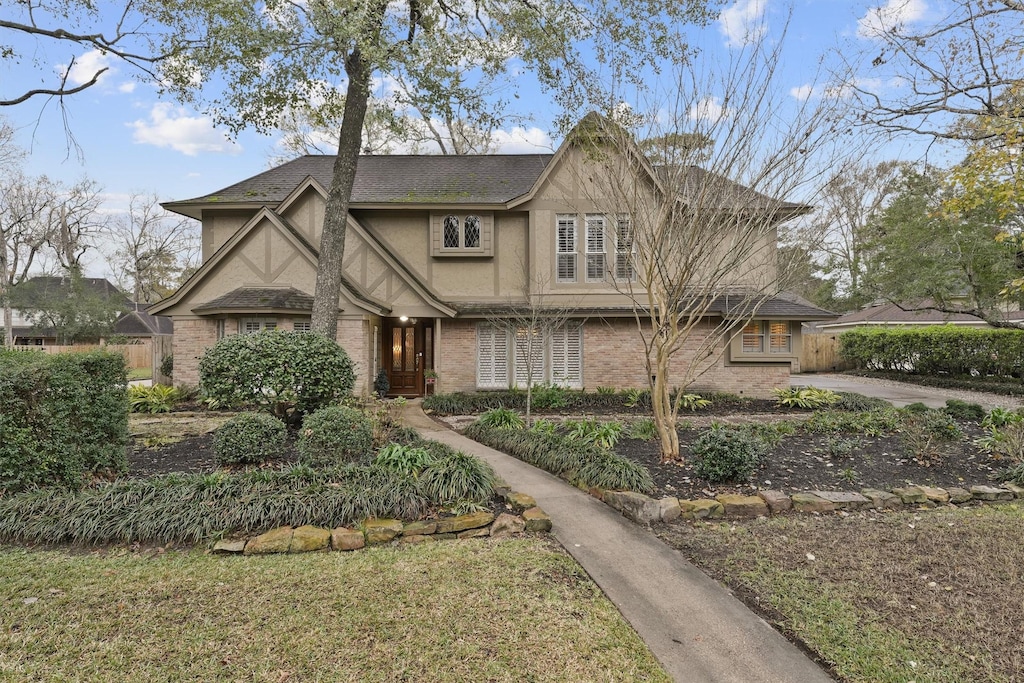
[513,326,545,388]
[477,324,509,389]
[551,324,583,389]
[557,215,577,282]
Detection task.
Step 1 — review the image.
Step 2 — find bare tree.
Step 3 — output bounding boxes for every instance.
[46,178,105,274]
[105,192,200,303]
[851,0,1023,143]
[576,30,854,461]
[485,260,578,426]
[805,160,905,309]
[0,173,58,347]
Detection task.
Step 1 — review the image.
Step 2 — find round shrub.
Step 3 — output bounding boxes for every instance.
[298,405,374,466]
[690,426,764,483]
[420,449,497,505]
[199,330,355,419]
[214,412,286,465]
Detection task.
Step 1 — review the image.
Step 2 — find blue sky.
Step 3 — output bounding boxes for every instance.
[1,0,956,276]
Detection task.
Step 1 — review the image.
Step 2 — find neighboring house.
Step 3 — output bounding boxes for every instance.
[114,302,174,340]
[813,300,1024,334]
[6,276,127,345]
[151,116,834,397]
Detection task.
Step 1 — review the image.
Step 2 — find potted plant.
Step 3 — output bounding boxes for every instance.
[374,368,390,398]
[424,369,438,396]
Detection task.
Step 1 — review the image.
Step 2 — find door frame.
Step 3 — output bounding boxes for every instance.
[382,317,431,397]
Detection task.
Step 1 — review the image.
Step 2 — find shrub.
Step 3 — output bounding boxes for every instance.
[899,409,962,466]
[902,402,931,414]
[833,392,890,412]
[803,409,902,436]
[529,418,559,436]
[476,407,525,430]
[0,465,426,545]
[0,350,127,493]
[596,386,616,395]
[298,406,374,466]
[982,407,1024,430]
[943,399,986,422]
[773,387,840,409]
[564,418,623,448]
[839,326,1024,376]
[975,421,1024,462]
[199,330,355,420]
[623,388,650,409]
[677,393,712,411]
[213,412,287,465]
[530,384,568,409]
[690,426,765,483]
[159,353,173,379]
[576,450,655,493]
[128,384,183,413]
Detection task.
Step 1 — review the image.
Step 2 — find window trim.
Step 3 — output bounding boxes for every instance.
[556,214,578,283]
[432,212,494,257]
[731,320,797,362]
[585,214,606,282]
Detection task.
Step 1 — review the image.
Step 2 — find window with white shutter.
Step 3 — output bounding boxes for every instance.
[585,215,606,282]
[615,215,636,281]
[556,214,577,282]
[550,323,583,389]
[477,324,509,389]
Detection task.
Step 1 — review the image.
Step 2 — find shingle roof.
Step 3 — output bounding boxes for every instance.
[191,287,315,313]
[169,154,555,209]
[12,276,127,306]
[114,303,174,335]
[821,300,1024,327]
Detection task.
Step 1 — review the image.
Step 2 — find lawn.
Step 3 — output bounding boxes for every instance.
[0,537,669,682]
[655,504,1024,683]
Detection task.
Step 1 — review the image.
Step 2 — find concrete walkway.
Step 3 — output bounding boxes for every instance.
[791,373,1022,410]
[401,403,832,683]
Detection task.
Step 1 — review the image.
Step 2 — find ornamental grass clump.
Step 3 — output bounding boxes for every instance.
[298,406,374,466]
[476,407,525,430]
[213,412,287,466]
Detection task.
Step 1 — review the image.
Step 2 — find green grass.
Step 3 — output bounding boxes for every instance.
[657,505,1024,682]
[0,537,669,682]
[127,368,153,380]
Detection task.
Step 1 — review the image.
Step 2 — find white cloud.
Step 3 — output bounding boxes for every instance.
[118,82,136,94]
[857,0,927,38]
[718,0,767,48]
[128,103,242,156]
[689,97,731,122]
[60,49,115,87]
[789,84,815,102]
[491,126,553,153]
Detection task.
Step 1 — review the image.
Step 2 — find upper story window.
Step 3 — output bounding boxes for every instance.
[556,213,635,284]
[556,214,578,282]
[433,212,493,257]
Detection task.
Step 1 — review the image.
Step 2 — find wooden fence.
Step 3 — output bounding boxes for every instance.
[9,341,152,370]
[800,333,852,374]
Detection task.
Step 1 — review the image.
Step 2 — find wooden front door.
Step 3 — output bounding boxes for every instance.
[384,318,431,397]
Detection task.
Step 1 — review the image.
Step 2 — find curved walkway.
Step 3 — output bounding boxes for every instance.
[792,373,1023,410]
[401,402,832,683]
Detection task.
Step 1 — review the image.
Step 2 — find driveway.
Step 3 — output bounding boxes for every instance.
[792,373,1022,410]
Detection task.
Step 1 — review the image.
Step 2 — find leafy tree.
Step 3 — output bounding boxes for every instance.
[12,270,128,344]
[105,192,200,303]
[867,165,1024,326]
[154,0,715,339]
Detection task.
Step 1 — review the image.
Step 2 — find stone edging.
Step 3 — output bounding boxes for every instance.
[211,490,553,555]
[600,482,1024,525]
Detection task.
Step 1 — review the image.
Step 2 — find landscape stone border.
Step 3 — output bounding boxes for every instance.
[211,490,553,555]
[599,482,1024,525]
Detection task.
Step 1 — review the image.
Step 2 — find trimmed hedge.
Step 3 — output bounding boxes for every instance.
[839,326,1024,377]
[0,465,426,545]
[199,330,355,419]
[423,388,734,416]
[0,350,128,493]
[298,405,374,466]
[214,412,287,465]
[464,422,654,494]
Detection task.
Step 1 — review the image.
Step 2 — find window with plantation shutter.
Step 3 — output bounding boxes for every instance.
[550,324,583,388]
[556,214,577,282]
[477,324,509,389]
[615,215,636,281]
[585,215,606,281]
[513,326,545,388]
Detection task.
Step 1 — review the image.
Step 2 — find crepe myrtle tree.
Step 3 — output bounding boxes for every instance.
[574,29,855,461]
[152,0,716,340]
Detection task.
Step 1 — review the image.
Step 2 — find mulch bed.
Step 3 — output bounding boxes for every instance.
[129,433,299,477]
[620,419,1004,500]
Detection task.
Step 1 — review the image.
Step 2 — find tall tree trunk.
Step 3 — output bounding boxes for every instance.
[652,336,680,461]
[311,44,377,339]
[2,295,12,348]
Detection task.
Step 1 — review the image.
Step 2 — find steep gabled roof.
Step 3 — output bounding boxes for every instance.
[164,155,555,217]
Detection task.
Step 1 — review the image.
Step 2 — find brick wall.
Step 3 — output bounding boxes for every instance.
[438,320,477,393]
[172,318,219,386]
[443,317,790,398]
[337,317,370,395]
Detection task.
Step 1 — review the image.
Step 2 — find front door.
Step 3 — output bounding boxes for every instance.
[383,318,432,397]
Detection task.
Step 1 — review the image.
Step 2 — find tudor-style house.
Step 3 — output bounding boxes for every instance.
[151,117,833,398]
